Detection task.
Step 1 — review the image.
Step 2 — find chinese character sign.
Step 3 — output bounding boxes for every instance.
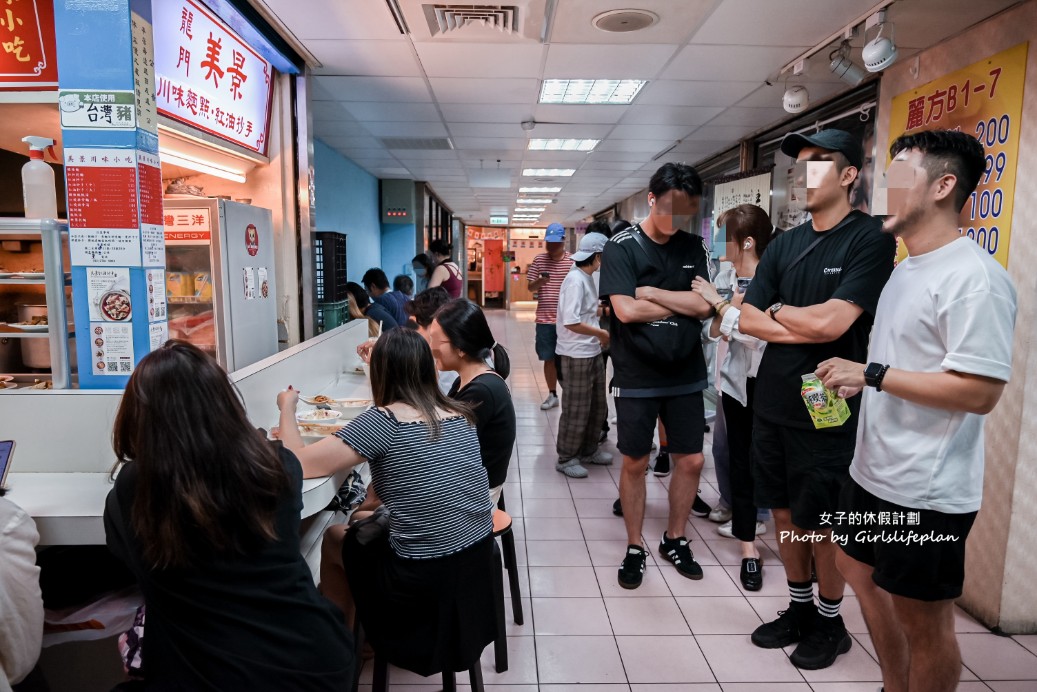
[888,43,1027,268]
[153,0,272,154]
[0,0,58,89]
[710,172,772,253]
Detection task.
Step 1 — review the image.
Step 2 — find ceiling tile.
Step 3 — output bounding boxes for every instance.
[414,43,546,78]
[361,121,450,137]
[314,77,430,102]
[543,44,679,79]
[637,80,760,107]
[439,103,534,123]
[429,78,540,104]
[594,139,674,153]
[260,0,406,40]
[690,0,879,47]
[448,122,526,138]
[316,135,381,149]
[660,45,808,81]
[619,105,724,127]
[452,137,530,151]
[312,121,372,137]
[308,40,422,76]
[342,102,442,122]
[548,0,716,44]
[608,124,692,141]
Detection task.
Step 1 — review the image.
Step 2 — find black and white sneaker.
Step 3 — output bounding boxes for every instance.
[691,491,713,518]
[658,533,703,580]
[652,451,671,477]
[618,545,648,589]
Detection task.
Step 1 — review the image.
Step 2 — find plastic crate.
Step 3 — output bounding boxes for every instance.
[315,232,348,303]
[316,299,350,334]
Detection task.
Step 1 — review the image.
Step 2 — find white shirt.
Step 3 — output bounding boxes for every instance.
[556,266,601,358]
[850,238,1016,513]
[716,300,767,407]
[0,497,43,691]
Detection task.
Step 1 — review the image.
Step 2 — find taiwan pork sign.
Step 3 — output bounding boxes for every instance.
[153,0,273,154]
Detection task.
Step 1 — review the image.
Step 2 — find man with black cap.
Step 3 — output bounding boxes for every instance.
[738,129,895,670]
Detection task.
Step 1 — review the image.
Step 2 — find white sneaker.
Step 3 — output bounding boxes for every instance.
[708,506,733,523]
[556,459,589,478]
[581,450,614,466]
[540,393,559,410]
[716,520,766,539]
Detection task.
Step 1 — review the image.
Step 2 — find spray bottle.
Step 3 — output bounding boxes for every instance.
[21,136,58,219]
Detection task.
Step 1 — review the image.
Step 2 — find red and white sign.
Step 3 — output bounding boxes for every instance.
[153,0,272,154]
[164,206,212,245]
[245,223,259,256]
[0,0,58,90]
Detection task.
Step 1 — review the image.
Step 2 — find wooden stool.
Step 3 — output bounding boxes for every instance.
[494,497,524,627]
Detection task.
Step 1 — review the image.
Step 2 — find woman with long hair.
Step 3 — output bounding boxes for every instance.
[104,340,353,690]
[426,239,464,298]
[277,328,496,677]
[692,204,778,592]
[346,281,398,336]
[429,299,515,503]
[412,253,435,293]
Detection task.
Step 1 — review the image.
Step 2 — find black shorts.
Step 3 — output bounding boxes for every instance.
[835,478,977,602]
[752,416,854,530]
[615,392,704,458]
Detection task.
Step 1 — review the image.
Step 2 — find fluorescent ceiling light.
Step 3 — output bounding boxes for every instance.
[517,198,553,204]
[523,168,575,177]
[520,187,562,193]
[515,206,545,212]
[539,79,647,105]
[159,149,247,183]
[528,138,600,152]
[513,214,542,218]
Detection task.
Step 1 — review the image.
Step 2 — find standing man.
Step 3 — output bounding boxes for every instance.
[554,231,612,479]
[527,223,573,410]
[817,130,1016,692]
[738,129,895,670]
[599,162,713,589]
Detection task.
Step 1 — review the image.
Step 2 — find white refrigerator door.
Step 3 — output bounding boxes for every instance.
[218,200,278,371]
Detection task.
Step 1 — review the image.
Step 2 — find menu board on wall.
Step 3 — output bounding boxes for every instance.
[710,172,772,252]
[0,0,58,90]
[153,0,273,154]
[887,42,1027,268]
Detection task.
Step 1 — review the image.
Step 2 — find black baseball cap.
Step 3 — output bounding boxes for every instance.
[780,128,863,171]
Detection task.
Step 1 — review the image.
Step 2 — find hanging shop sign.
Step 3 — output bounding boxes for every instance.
[887,42,1027,268]
[153,0,273,154]
[0,0,58,90]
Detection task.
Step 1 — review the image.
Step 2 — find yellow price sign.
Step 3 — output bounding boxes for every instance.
[888,42,1028,268]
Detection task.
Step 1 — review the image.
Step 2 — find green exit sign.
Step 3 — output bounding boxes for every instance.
[490,215,509,225]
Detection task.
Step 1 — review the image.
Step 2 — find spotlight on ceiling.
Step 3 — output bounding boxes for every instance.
[829,40,866,86]
[783,85,810,114]
[862,11,898,72]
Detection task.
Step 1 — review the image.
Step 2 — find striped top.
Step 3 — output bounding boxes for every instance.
[335,407,493,559]
[527,252,573,324]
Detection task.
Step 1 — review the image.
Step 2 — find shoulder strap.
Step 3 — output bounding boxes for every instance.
[628,225,668,269]
[785,210,861,274]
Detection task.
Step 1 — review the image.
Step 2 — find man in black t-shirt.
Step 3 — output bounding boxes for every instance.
[739,129,895,670]
[599,163,713,590]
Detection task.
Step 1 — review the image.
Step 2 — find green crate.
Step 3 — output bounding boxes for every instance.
[316,299,351,334]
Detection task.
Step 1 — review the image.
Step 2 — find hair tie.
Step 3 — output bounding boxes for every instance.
[491,341,498,350]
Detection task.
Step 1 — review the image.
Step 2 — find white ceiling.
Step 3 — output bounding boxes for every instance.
[255,0,1020,226]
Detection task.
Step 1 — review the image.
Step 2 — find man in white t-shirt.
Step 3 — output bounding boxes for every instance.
[817,129,1017,692]
[554,232,612,478]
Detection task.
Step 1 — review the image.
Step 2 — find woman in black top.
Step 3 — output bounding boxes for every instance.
[277,329,496,676]
[429,299,516,503]
[103,340,353,691]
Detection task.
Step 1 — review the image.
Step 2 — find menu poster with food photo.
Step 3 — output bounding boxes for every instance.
[149,321,169,352]
[87,268,133,322]
[91,323,135,376]
[145,269,167,322]
[258,267,269,299]
[243,267,256,300]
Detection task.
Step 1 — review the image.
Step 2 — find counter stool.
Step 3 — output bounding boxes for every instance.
[494,494,524,627]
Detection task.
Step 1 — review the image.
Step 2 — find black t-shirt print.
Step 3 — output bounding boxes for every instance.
[598,226,710,394]
[744,210,895,430]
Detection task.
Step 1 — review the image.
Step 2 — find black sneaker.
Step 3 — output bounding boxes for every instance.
[618,545,647,589]
[751,602,816,649]
[740,557,763,591]
[658,533,703,580]
[652,451,671,477]
[691,491,712,518]
[612,498,623,516]
[790,615,852,669]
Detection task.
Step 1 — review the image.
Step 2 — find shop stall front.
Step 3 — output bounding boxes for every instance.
[464,226,506,307]
[507,227,547,310]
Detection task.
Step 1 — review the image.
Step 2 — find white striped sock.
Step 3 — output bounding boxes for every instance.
[818,597,843,618]
[789,583,814,604]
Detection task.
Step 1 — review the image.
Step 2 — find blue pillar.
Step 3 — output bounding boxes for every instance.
[54,0,166,388]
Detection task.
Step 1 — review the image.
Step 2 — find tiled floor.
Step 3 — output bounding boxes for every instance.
[358,308,1037,691]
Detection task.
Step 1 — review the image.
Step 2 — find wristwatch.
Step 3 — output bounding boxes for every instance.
[864,362,891,391]
[767,302,784,320]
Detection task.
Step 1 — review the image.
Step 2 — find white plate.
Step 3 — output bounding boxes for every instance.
[0,381,18,390]
[8,323,48,332]
[297,409,343,424]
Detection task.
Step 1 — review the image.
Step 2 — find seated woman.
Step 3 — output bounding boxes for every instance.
[346,281,398,335]
[277,328,496,677]
[103,340,354,690]
[429,299,516,504]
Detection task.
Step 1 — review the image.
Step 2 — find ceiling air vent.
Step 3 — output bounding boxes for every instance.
[379,137,455,150]
[593,9,658,33]
[423,4,519,36]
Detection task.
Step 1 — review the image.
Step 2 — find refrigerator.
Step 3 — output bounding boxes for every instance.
[163,198,278,372]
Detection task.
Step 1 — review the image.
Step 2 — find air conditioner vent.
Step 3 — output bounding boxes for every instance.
[379,137,455,150]
[423,4,519,36]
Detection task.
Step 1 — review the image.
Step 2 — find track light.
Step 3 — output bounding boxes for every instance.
[829,40,866,86]
[863,11,898,72]
[783,85,809,114]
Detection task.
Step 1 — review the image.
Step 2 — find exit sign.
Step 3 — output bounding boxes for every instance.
[490,215,508,225]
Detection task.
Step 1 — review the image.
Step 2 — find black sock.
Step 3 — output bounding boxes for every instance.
[818,594,843,619]
[789,580,814,609]
[549,390,556,396]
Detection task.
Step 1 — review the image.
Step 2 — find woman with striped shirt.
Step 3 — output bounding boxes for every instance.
[276,328,496,677]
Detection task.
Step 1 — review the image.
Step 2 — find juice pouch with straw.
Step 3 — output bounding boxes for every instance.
[800,373,851,429]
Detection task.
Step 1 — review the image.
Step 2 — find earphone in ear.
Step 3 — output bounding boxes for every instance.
[743,241,751,249]
[649,199,655,207]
